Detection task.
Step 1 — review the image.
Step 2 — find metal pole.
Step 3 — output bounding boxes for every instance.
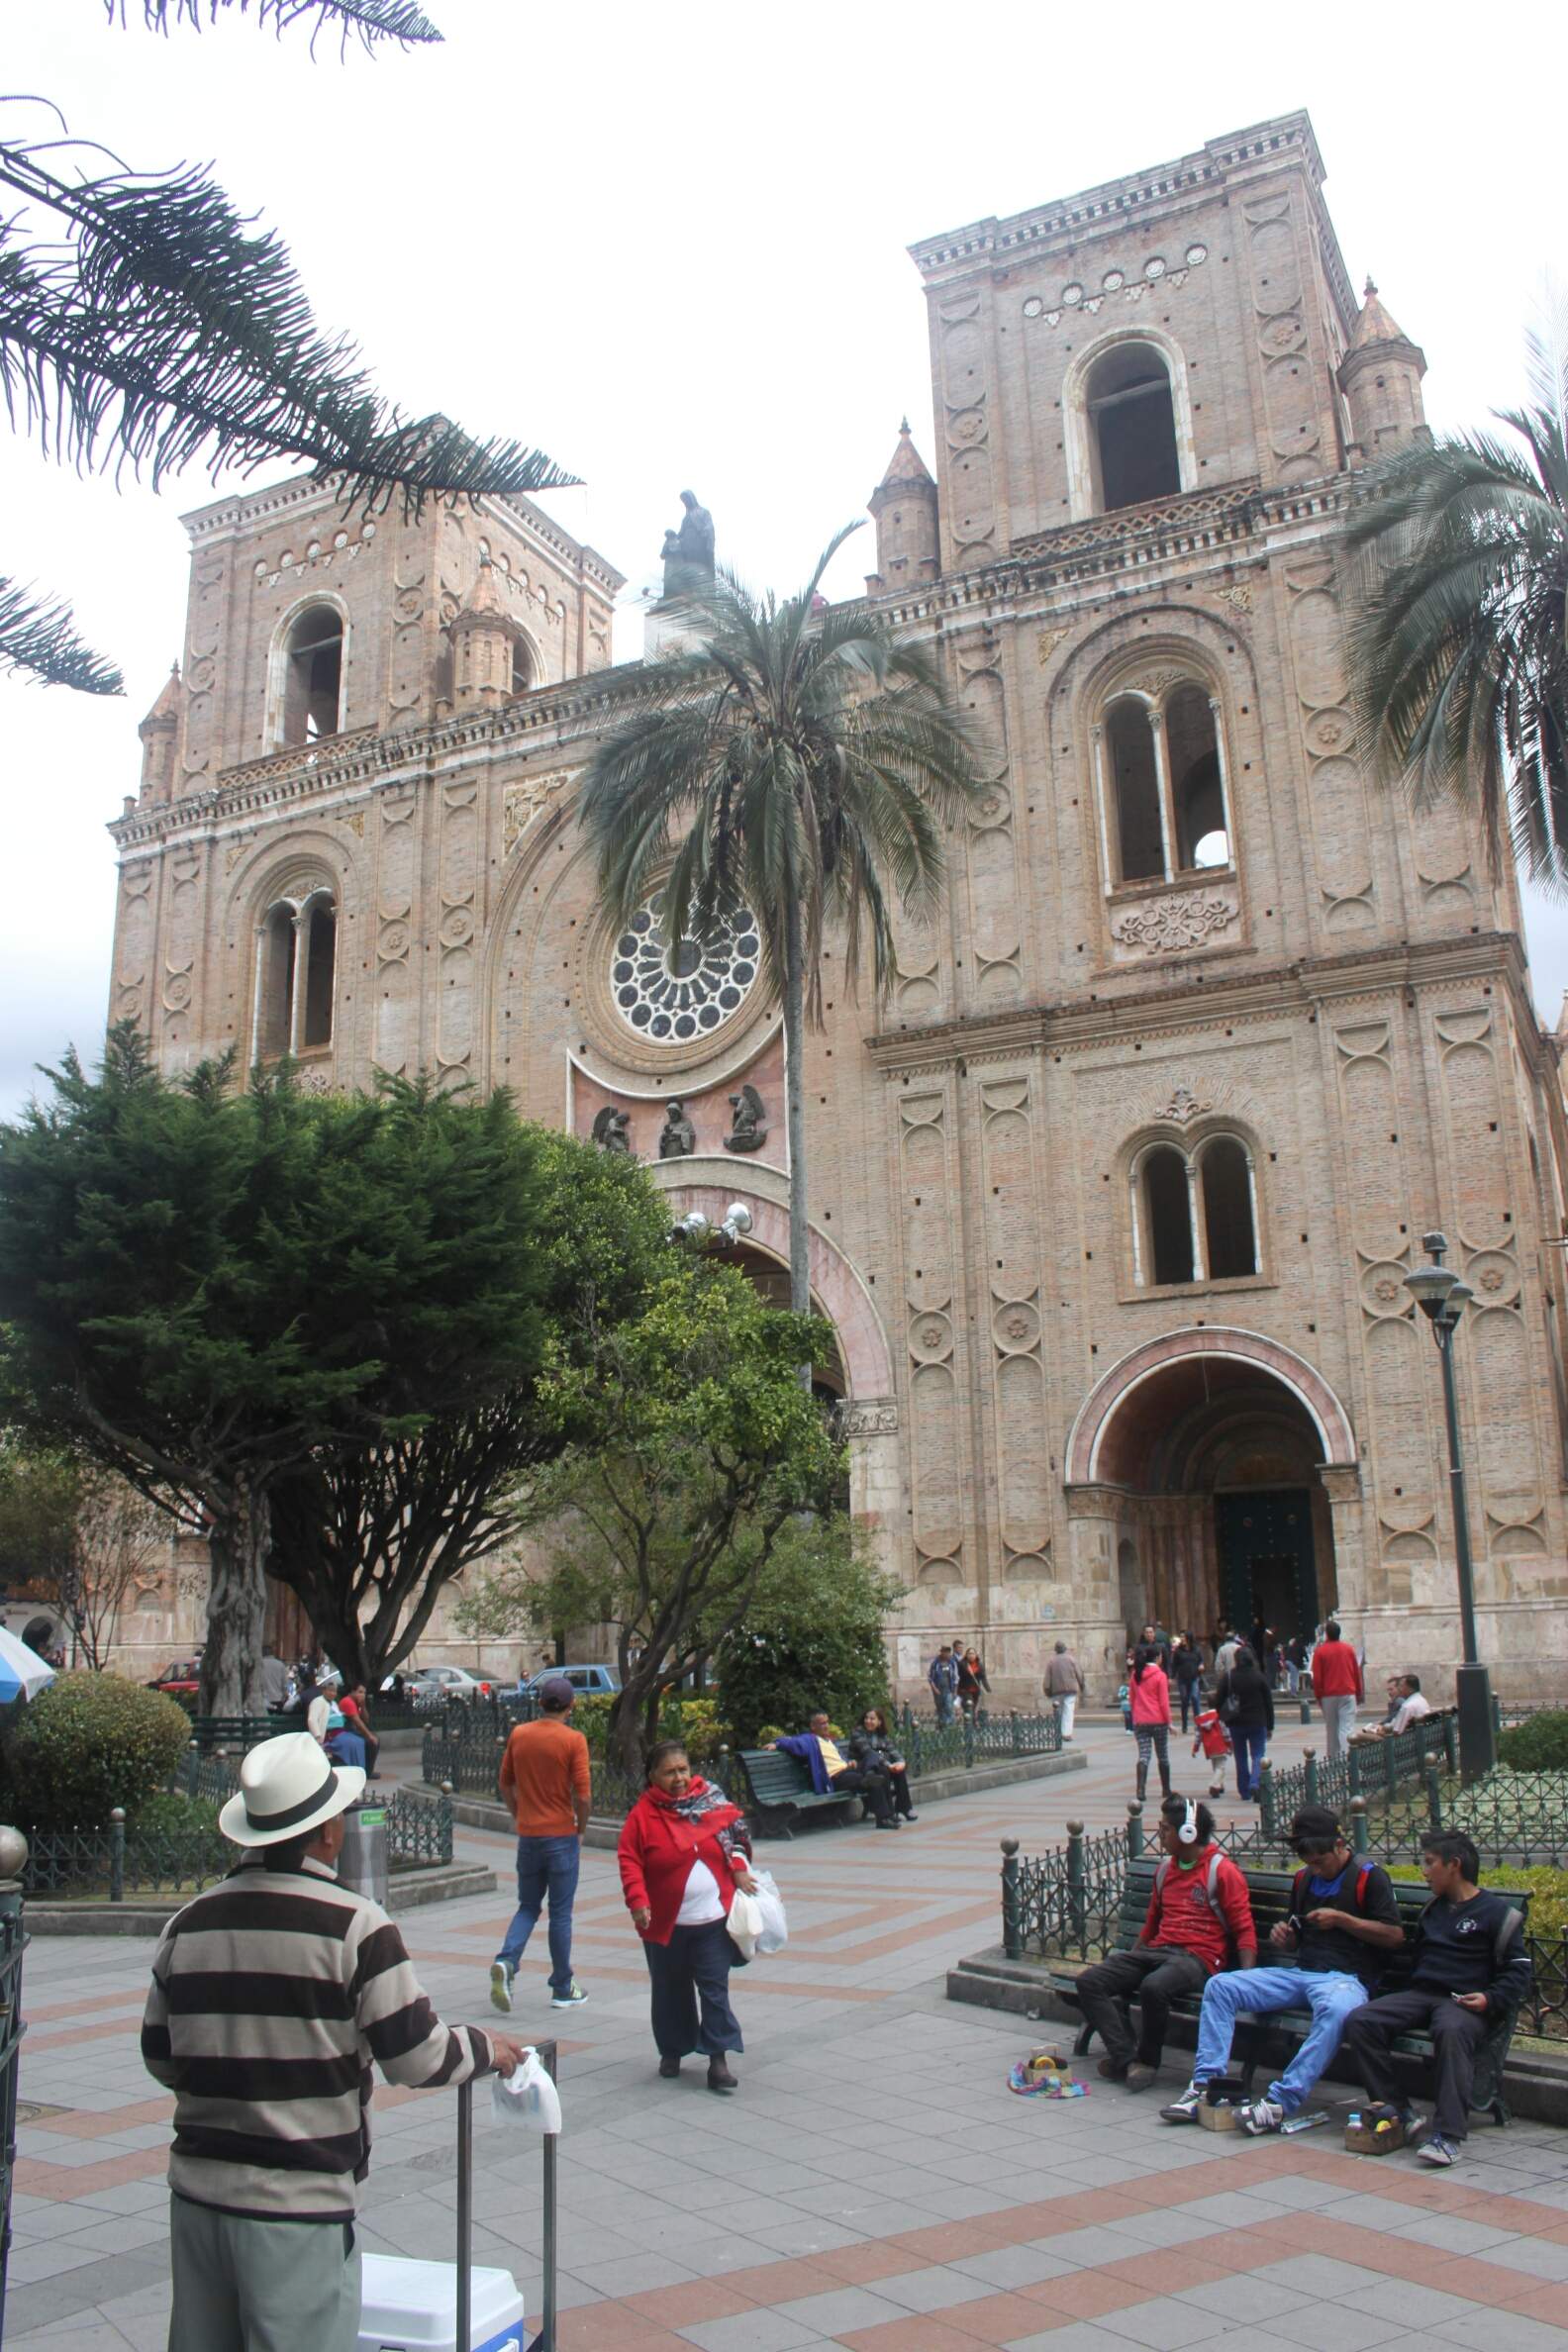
[539,2035,558,2352]
[1434,1321,1496,1782]
[455,2077,471,2352]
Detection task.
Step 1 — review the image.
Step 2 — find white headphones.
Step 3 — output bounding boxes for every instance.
[1177,1799,1200,1845]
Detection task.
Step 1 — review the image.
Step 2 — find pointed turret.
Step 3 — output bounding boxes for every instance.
[1339,277,1428,468]
[138,662,184,804]
[866,421,940,596]
[449,555,532,713]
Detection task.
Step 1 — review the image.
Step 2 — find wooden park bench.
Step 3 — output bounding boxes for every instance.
[188,1715,290,1754]
[1049,1853,1529,2126]
[735,1746,862,1839]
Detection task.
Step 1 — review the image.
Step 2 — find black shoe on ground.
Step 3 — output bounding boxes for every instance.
[658,2055,681,2079]
[707,2057,736,2093]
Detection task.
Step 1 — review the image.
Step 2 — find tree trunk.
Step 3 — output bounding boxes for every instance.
[783,891,811,1382]
[200,1477,270,1715]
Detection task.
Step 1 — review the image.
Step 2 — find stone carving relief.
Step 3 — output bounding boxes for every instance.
[1111,892,1237,955]
[180,564,223,787]
[1153,1084,1212,1127]
[161,847,203,1046]
[502,771,571,858]
[115,864,154,1023]
[1338,1021,1430,1529]
[1217,583,1253,617]
[899,1085,965,1580]
[1242,193,1322,482]
[979,1070,1050,1581]
[840,1399,899,1437]
[1282,551,1376,931]
[938,295,995,567]
[957,663,1023,1005]
[251,526,370,595]
[1037,626,1069,668]
[387,559,427,728]
[373,785,417,1075]
[1019,243,1208,329]
[437,780,478,1073]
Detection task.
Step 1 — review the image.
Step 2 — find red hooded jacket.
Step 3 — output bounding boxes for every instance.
[617,1779,752,1946]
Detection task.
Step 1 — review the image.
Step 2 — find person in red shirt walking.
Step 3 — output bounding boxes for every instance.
[1075,1798,1256,2089]
[490,1677,592,2014]
[1128,1642,1173,1802]
[618,1739,760,2093]
[1311,1618,1364,1759]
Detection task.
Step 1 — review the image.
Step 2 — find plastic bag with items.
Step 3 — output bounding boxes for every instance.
[490,2046,562,2134]
[751,1867,787,1954]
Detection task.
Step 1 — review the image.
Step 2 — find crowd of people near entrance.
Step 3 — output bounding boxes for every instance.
[1074,1796,1530,2172]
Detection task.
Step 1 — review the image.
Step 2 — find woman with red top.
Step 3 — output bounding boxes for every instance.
[618,1740,759,2093]
[1128,1642,1173,1802]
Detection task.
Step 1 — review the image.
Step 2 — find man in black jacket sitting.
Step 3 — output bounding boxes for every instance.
[1341,1829,1531,2169]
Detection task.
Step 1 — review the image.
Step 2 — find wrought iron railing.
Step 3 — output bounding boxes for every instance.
[0,1890,25,2338]
[896,1706,1063,1777]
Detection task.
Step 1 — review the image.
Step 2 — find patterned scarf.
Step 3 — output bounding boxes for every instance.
[648,1775,749,1863]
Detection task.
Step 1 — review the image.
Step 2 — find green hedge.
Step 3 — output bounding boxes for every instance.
[4,1674,193,1830]
[1497,1711,1568,1774]
[571,1693,730,1768]
[1390,1859,1568,1939]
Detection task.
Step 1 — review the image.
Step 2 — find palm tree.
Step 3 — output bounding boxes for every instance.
[1344,318,1567,884]
[579,524,984,1330]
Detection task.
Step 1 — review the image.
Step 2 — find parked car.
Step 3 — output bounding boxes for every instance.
[147,1660,202,1704]
[517,1663,621,1697]
[404,1663,492,1703]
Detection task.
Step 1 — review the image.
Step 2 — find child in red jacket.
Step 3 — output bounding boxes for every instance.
[1192,1707,1229,1798]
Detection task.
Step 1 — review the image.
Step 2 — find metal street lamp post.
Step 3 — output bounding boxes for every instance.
[1404,1229,1494,1783]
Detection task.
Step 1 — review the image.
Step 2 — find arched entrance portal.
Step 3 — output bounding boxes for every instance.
[1068,1330,1358,1647]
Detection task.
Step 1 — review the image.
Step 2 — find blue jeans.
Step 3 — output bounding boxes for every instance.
[1193,1966,1368,2113]
[495,1833,579,1995]
[1233,1722,1269,1799]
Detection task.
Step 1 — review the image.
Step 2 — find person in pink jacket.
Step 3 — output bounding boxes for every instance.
[1128,1643,1173,1802]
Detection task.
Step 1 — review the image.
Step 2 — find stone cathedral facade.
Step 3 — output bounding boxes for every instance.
[109,113,1568,1701]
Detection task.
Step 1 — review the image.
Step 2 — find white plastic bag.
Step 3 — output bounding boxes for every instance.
[727,1887,763,1962]
[490,2046,561,2135]
[752,1868,787,1955]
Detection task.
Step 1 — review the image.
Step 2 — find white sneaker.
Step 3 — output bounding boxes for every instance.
[489,1962,513,2015]
[1238,2098,1285,2135]
[550,1981,588,2009]
[1160,2081,1205,2124]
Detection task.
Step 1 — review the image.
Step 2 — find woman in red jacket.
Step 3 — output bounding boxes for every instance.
[1128,1642,1173,1803]
[618,1740,759,2093]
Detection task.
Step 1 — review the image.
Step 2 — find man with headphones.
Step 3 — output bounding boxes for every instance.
[1074,1797,1256,2091]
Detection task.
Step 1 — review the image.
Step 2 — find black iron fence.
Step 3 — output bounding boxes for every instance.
[895,1705,1063,1777]
[0,1891,24,2339]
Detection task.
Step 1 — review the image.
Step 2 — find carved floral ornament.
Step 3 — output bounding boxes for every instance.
[502,770,572,858]
[1112,895,1237,953]
[1021,244,1209,328]
[840,1399,899,1437]
[1155,1085,1212,1127]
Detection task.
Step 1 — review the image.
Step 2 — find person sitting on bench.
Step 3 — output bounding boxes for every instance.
[1340,1829,1531,2169]
[1076,1798,1255,2091]
[768,1712,896,1828]
[1161,1805,1404,2134]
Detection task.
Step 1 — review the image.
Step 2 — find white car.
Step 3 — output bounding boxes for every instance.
[406,1664,492,1703]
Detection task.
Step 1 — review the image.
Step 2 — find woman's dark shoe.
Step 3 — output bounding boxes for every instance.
[658,2055,681,2079]
[877,1819,900,1830]
[707,2057,736,2093]
[904,1811,919,1822]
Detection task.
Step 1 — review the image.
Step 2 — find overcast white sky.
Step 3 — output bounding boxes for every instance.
[1,0,1564,1119]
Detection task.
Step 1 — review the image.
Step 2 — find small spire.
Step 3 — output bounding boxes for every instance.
[876,422,935,492]
[1350,276,1414,352]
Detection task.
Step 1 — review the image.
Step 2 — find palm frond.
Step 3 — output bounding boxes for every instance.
[0,130,572,510]
[0,575,124,694]
[113,1,442,49]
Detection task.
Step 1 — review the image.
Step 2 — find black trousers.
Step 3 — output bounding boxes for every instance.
[1341,1987,1489,2141]
[1177,1682,1201,1733]
[831,1765,893,1823]
[643,1918,743,2060]
[1076,1945,1208,2068]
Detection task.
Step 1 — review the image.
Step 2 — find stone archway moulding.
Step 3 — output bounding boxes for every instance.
[649,1159,896,1409]
[1066,1325,1357,1487]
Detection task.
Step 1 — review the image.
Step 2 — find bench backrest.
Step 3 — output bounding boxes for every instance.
[739,1748,818,1805]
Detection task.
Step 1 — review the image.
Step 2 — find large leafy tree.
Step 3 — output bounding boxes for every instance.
[513,1261,843,1779]
[1345,320,1568,883]
[0,1027,550,1713]
[579,527,984,1328]
[264,1133,673,1691]
[1,0,572,694]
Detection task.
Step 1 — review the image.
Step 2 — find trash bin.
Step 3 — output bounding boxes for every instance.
[337,1797,389,1906]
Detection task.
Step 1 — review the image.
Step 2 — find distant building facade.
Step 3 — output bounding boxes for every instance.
[109,114,1568,1700]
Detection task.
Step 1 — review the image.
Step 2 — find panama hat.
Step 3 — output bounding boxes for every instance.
[219,1730,365,1849]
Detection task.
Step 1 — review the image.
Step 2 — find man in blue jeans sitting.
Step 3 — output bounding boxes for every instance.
[489,1677,592,2013]
[1161,1805,1404,2133]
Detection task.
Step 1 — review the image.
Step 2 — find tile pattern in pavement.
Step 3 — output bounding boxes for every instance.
[7,1717,1566,2349]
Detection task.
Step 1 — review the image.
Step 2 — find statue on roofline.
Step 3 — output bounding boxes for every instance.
[660,490,715,602]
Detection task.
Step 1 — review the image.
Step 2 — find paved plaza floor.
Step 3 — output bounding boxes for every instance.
[8,1715,1567,2349]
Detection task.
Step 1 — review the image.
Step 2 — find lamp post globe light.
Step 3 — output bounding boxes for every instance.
[1404,1230,1494,1783]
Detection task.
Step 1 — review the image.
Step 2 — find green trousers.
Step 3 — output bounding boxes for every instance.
[168,2194,361,2351]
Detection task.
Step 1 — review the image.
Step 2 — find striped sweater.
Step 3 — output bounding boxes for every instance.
[141,1853,495,2220]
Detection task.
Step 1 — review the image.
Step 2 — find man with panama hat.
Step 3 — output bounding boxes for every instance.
[143,1731,524,2350]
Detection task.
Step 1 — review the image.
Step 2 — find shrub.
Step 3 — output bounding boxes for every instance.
[1497,1711,1568,1774]
[716,1516,899,1749]
[1390,1859,1568,1940]
[3,1674,192,1829]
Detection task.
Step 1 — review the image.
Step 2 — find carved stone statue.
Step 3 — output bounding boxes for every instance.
[660,489,715,601]
[658,1099,696,1159]
[723,1083,767,1154]
[591,1105,633,1156]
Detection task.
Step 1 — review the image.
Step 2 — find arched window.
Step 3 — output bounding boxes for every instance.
[1133,1131,1259,1288]
[1106,698,1164,883]
[510,638,532,698]
[1086,343,1181,512]
[1098,674,1234,890]
[280,605,343,745]
[253,885,337,1060]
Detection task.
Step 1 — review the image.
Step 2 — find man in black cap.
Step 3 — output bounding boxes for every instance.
[490,1675,592,2013]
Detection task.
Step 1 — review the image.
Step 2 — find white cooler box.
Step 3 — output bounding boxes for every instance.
[357,2253,528,2352]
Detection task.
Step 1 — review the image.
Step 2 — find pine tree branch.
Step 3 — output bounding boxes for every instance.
[0,134,576,508]
[112,1,443,49]
[0,575,124,694]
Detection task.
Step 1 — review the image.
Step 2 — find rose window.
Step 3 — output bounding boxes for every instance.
[610,896,760,1041]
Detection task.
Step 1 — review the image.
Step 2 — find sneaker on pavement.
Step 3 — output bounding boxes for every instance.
[489,1962,513,2015]
[1421,2131,1459,2167]
[550,1981,589,2009]
[1238,2098,1285,2135]
[1160,2081,1205,2124]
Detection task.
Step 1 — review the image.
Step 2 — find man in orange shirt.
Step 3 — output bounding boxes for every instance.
[490,1677,591,2014]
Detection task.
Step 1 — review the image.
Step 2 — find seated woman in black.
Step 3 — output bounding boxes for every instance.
[847,1707,917,1823]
